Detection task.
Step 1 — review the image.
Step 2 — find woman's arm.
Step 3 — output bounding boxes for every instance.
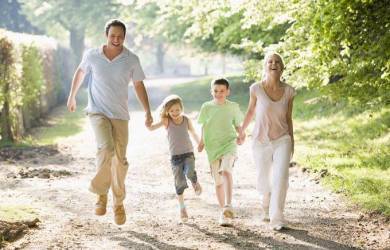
[286,97,295,156]
[187,118,200,145]
[240,91,257,141]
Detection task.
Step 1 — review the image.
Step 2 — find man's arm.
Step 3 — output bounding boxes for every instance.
[67,67,85,112]
[148,117,168,131]
[133,80,153,127]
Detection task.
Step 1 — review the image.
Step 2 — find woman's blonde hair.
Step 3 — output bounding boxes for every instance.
[158,95,184,119]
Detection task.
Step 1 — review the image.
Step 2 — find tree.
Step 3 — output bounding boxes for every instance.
[19,0,121,62]
[0,0,41,34]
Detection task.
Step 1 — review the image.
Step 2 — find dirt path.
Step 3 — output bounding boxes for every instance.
[0,78,389,249]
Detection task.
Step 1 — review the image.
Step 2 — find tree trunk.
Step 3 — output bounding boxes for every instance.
[70,28,85,63]
[156,42,165,74]
[0,85,14,142]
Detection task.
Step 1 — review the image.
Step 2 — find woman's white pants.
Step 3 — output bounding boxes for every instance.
[252,134,292,226]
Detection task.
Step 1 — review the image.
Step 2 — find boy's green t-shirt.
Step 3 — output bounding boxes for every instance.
[198,100,243,163]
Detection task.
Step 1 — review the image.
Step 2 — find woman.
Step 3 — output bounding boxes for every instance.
[240,52,295,230]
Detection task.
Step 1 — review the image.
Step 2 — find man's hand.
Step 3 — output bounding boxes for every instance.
[67,96,76,112]
[145,112,153,128]
[291,138,295,157]
[197,141,204,152]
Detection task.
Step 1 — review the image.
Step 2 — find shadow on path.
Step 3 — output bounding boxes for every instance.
[281,228,361,250]
[111,230,192,250]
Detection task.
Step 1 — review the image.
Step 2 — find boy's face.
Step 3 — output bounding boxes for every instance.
[211,84,230,103]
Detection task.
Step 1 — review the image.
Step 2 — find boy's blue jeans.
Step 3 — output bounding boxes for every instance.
[170,152,198,195]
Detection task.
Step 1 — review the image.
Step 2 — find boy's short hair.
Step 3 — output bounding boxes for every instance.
[211,78,229,89]
[105,19,126,36]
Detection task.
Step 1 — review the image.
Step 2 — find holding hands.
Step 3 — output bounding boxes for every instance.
[237,129,246,145]
[198,141,204,152]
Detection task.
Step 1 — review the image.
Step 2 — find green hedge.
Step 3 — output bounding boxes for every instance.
[0,29,73,142]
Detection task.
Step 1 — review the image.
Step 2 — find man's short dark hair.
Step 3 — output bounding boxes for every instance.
[212,78,229,89]
[105,19,126,36]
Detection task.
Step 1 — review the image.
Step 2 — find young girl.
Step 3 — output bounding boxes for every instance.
[148,95,202,222]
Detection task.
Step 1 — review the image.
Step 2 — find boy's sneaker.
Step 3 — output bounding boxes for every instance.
[218,212,231,226]
[223,205,234,219]
[180,207,189,223]
[95,194,107,216]
[192,182,202,196]
[114,204,126,225]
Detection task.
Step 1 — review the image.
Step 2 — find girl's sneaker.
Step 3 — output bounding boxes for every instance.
[223,204,234,219]
[218,211,231,226]
[180,207,189,223]
[192,182,202,196]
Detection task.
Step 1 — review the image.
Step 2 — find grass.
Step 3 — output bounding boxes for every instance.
[294,89,390,216]
[0,90,88,147]
[172,76,390,216]
[0,205,38,222]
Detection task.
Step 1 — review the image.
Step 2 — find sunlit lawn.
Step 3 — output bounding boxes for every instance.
[0,205,38,222]
[294,90,390,215]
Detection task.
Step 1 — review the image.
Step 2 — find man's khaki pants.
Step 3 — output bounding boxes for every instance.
[88,113,129,206]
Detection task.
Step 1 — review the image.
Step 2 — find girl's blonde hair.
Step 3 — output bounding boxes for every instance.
[262,52,285,79]
[158,95,184,119]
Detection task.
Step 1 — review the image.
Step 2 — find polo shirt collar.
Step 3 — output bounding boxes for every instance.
[99,45,128,61]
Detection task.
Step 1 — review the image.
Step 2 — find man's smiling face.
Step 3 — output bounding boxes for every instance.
[106,26,125,49]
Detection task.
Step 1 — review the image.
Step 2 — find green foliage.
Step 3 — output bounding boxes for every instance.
[0,35,18,141]
[21,45,44,107]
[127,0,390,104]
[281,0,390,104]
[0,30,69,142]
[19,0,122,60]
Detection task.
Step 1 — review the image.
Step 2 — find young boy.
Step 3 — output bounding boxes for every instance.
[198,78,243,226]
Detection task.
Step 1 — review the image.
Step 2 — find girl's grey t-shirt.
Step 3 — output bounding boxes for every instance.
[167,116,193,156]
[79,46,145,120]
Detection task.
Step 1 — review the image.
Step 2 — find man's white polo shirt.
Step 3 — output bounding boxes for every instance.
[79,46,145,120]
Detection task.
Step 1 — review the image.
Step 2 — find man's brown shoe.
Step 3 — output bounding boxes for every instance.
[95,194,107,216]
[114,205,126,225]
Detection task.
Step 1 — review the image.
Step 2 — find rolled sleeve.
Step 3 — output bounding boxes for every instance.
[198,104,208,124]
[79,49,92,73]
[233,103,244,127]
